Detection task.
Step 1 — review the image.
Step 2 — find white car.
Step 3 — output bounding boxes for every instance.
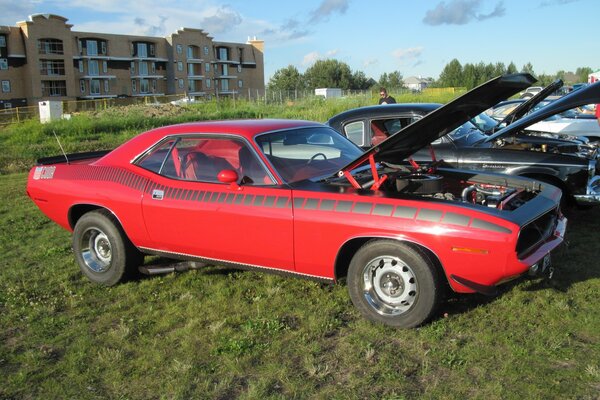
[525,117,600,140]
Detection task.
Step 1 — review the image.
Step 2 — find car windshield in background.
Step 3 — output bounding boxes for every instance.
[256,127,363,183]
[447,121,489,144]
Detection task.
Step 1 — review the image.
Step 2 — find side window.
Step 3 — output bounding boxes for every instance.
[343,121,365,147]
[136,137,273,185]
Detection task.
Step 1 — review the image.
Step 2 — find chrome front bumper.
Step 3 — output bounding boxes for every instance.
[574,175,600,205]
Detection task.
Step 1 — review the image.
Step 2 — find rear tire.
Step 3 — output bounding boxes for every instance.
[72,210,143,285]
[347,240,441,328]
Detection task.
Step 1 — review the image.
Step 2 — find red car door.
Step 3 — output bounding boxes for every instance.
[138,135,295,271]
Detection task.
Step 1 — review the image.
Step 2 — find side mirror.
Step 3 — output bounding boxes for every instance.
[217,169,238,183]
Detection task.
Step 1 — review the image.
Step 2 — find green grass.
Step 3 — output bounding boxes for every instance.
[2,173,600,398]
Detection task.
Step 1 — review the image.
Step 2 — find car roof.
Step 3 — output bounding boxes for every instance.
[327,103,440,126]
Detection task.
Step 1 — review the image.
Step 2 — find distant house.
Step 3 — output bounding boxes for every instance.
[404,76,429,92]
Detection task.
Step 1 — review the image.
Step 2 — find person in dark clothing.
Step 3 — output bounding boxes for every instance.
[378,87,396,105]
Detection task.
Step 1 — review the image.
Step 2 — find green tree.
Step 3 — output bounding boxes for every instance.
[351,71,373,90]
[267,65,305,91]
[575,67,593,83]
[521,62,535,75]
[506,62,518,74]
[438,58,463,87]
[304,59,354,90]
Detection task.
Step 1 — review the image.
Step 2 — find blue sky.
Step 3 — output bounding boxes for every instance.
[0,0,596,82]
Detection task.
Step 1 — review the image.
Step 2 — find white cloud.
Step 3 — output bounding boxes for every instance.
[392,47,424,63]
[302,51,322,66]
[423,0,505,26]
[309,0,350,23]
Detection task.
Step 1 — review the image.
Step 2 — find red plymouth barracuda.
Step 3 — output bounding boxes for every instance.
[27,74,566,328]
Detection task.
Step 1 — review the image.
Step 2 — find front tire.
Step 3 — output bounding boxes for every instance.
[347,240,442,328]
[72,210,143,285]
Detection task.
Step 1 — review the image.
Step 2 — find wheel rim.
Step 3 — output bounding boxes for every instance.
[79,227,112,273]
[361,255,418,316]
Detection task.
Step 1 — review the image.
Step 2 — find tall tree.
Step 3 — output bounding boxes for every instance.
[506,62,518,74]
[521,62,535,75]
[379,71,404,89]
[438,59,463,87]
[304,59,354,90]
[267,65,305,91]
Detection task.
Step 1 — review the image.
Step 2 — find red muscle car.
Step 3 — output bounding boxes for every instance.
[27,74,566,328]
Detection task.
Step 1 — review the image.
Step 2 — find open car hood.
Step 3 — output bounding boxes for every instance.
[484,80,600,143]
[492,79,564,131]
[338,73,536,172]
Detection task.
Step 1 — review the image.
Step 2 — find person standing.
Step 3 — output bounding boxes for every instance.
[596,104,600,126]
[378,87,396,105]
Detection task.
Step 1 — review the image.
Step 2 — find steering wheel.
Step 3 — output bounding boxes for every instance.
[307,152,327,164]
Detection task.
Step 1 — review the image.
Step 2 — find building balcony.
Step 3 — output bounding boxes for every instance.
[214,59,240,65]
[80,75,117,80]
[186,58,204,64]
[130,74,166,79]
[217,75,238,79]
[187,75,204,80]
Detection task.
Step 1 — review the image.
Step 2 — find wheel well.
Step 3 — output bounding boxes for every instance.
[334,237,449,289]
[519,173,573,206]
[68,204,104,230]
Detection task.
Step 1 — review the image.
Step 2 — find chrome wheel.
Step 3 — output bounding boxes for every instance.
[362,255,418,315]
[80,228,112,273]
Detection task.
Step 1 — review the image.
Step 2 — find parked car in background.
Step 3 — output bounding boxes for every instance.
[519,86,543,99]
[327,79,600,208]
[27,74,566,328]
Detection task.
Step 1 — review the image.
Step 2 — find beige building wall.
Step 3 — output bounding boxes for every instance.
[0,13,265,108]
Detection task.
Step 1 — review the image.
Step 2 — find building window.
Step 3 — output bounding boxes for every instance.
[238,80,243,88]
[139,62,148,76]
[130,62,135,75]
[187,63,194,76]
[187,46,194,59]
[90,79,101,95]
[203,46,209,55]
[0,35,6,47]
[140,79,150,94]
[0,58,7,70]
[80,80,86,93]
[41,80,67,97]
[132,79,137,92]
[176,44,182,54]
[137,43,148,58]
[104,80,109,93]
[222,64,228,76]
[188,80,196,92]
[206,78,211,88]
[101,41,107,55]
[205,63,210,73]
[178,79,184,89]
[102,60,108,73]
[1,80,10,93]
[88,60,99,76]
[152,79,156,91]
[218,47,228,61]
[40,59,65,76]
[86,40,98,56]
[78,60,84,73]
[221,79,229,91]
[151,62,156,74]
[237,64,242,73]
[177,61,183,72]
[149,44,155,57]
[38,38,64,55]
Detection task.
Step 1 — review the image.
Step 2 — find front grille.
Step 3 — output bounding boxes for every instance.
[516,208,558,258]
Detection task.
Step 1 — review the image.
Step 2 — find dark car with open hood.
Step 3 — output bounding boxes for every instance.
[27,74,565,328]
[328,77,600,208]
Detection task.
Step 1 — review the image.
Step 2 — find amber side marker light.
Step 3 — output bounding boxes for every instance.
[451,247,489,255]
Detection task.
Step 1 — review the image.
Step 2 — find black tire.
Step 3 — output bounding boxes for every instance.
[72,209,143,285]
[347,240,442,328]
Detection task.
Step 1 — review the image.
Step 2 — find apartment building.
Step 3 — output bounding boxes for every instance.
[0,14,265,109]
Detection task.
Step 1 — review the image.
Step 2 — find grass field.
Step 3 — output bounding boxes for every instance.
[1,95,599,399]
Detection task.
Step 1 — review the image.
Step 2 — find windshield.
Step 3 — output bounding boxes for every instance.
[256,127,363,183]
[447,121,489,145]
